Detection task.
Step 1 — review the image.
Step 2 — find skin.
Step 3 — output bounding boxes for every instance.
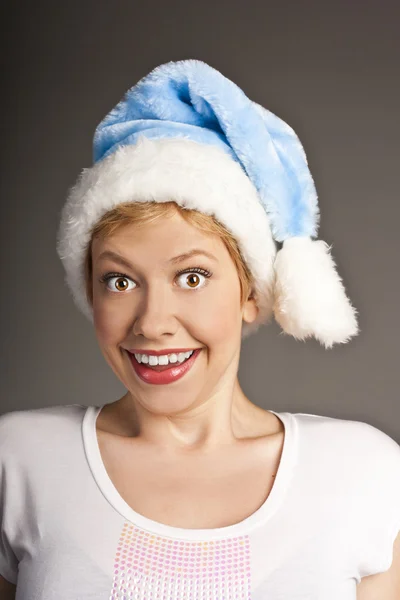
[91,210,285,528]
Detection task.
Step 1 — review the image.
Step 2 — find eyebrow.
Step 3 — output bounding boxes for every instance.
[97,248,218,270]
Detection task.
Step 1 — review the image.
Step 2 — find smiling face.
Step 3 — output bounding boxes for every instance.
[90,210,258,416]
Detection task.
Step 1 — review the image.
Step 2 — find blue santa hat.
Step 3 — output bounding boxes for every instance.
[57,58,359,348]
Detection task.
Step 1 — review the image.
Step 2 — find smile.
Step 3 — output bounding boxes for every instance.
[127,348,202,385]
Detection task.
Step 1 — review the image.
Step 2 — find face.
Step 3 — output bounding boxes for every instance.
[91,210,258,416]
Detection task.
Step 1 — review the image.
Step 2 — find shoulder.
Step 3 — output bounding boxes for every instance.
[290,412,400,578]
[0,404,87,460]
[293,411,399,454]
[292,411,400,489]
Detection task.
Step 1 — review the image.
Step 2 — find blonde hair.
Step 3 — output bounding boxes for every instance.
[84,201,254,307]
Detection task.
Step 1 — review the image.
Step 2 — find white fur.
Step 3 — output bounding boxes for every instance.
[57,136,277,340]
[273,237,359,348]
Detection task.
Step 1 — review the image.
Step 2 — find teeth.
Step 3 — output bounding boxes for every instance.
[134,350,195,365]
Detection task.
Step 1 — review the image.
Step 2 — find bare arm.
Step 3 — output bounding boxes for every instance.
[0,574,16,599]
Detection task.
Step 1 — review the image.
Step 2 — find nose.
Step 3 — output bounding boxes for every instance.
[131,283,178,339]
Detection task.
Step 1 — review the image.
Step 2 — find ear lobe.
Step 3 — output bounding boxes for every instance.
[242,295,259,324]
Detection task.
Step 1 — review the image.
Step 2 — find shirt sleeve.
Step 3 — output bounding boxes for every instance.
[0,411,21,584]
[354,421,400,581]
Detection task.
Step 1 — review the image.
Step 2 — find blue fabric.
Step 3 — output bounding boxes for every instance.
[93,59,319,241]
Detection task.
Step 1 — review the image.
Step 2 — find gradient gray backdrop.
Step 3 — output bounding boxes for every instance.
[2,1,399,443]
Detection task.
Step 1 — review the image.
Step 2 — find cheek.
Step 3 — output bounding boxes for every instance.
[93,302,126,345]
[195,290,239,339]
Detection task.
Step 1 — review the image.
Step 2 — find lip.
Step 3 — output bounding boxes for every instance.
[127,348,202,385]
[127,348,200,356]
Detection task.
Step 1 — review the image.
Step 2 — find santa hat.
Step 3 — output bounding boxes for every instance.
[57,59,359,349]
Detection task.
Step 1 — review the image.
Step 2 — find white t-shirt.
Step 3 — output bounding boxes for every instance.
[1,403,400,599]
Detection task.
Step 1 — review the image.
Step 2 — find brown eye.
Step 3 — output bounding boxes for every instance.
[176,269,211,290]
[186,274,201,288]
[114,277,130,292]
[100,274,135,293]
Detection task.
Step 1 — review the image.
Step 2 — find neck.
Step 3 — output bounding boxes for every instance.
[100,380,274,452]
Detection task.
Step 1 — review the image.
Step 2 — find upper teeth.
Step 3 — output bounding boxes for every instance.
[134,350,195,365]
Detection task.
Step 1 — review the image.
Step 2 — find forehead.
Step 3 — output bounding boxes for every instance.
[91,215,227,266]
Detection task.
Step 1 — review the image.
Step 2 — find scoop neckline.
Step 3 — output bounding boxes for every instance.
[82,404,297,540]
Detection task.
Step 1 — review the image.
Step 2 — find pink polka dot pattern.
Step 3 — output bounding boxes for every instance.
[109,522,252,599]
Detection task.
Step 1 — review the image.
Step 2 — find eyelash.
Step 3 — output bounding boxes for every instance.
[99,266,213,292]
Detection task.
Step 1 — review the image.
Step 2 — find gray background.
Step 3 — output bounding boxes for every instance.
[2,1,399,442]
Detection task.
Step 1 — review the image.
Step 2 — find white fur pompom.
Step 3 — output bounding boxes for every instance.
[273,237,359,349]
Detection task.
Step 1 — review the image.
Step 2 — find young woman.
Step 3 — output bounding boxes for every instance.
[1,59,399,599]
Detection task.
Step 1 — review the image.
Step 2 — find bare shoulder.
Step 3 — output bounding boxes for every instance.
[0,575,16,599]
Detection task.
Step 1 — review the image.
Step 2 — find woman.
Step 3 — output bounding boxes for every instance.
[1,59,399,599]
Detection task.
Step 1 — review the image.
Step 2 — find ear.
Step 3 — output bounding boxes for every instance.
[242,292,259,324]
